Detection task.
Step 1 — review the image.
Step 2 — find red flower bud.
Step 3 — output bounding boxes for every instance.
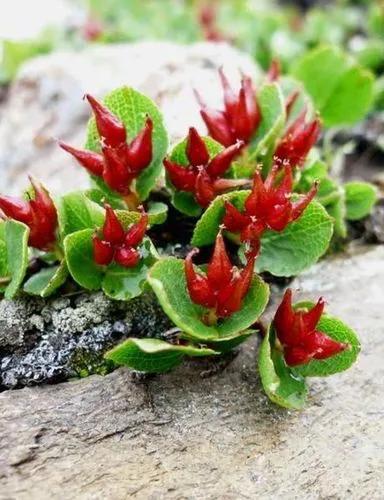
[197,70,261,147]
[92,235,114,265]
[59,142,104,177]
[186,127,210,167]
[102,146,132,195]
[185,249,216,309]
[163,159,197,192]
[274,289,348,367]
[223,165,318,253]
[0,179,57,251]
[184,233,254,320]
[102,204,125,245]
[114,246,140,268]
[93,205,148,268]
[124,210,148,247]
[126,117,153,173]
[275,109,321,168]
[61,97,154,199]
[85,94,126,148]
[164,128,245,208]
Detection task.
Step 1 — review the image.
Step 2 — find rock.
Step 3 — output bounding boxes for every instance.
[0,0,81,41]
[0,291,171,389]
[0,42,258,194]
[1,245,383,497]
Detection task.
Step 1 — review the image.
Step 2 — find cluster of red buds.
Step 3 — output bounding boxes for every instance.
[198,1,227,42]
[164,127,247,207]
[0,179,57,251]
[275,109,321,168]
[196,69,261,147]
[274,289,348,366]
[60,95,153,205]
[185,232,255,321]
[223,164,318,254]
[93,204,148,268]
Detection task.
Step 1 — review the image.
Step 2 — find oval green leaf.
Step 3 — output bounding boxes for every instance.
[105,337,217,373]
[4,220,29,299]
[345,181,378,221]
[249,82,286,168]
[292,46,374,127]
[23,261,68,298]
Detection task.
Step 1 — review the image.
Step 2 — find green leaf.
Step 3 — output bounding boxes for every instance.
[292,46,374,127]
[146,201,168,224]
[148,257,269,342]
[0,221,9,285]
[295,160,328,194]
[102,238,157,300]
[105,337,217,373]
[258,325,308,410]
[168,136,223,216]
[293,311,361,378]
[345,181,378,221]
[4,220,29,299]
[23,262,68,298]
[192,191,333,277]
[85,86,168,200]
[256,201,333,276]
[64,229,103,290]
[326,194,347,239]
[250,82,286,169]
[57,191,104,238]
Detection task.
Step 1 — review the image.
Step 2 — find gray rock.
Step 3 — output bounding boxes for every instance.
[0,42,258,194]
[0,291,171,389]
[0,245,383,498]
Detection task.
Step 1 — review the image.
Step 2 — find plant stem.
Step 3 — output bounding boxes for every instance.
[203,308,218,326]
[123,191,140,210]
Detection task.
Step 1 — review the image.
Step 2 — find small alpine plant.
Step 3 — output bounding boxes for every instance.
[0,73,369,409]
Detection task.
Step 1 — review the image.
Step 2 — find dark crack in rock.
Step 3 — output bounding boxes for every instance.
[0,291,171,390]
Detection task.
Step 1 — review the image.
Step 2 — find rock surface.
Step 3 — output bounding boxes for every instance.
[0,42,258,194]
[1,245,383,498]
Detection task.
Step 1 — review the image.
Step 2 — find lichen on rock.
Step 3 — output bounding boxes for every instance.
[0,291,171,389]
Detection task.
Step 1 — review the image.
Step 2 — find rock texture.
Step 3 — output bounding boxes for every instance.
[1,245,383,498]
[0,42,258,194]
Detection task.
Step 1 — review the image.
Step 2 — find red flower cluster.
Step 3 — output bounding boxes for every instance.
[274,289,347,366]
[60,95,153,198]
[196,69,261,147]
[223,164,318,254]
[164,127,246,207]
[93,204,148,268]
[185,232,255,319]
[0,179,57,251]
[198,2,227,42]
[275,109,321,168]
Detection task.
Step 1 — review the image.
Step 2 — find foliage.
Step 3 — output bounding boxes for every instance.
[0,61,368,408]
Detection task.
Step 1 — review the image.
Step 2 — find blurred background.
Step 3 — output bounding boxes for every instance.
[0,0,383,194]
